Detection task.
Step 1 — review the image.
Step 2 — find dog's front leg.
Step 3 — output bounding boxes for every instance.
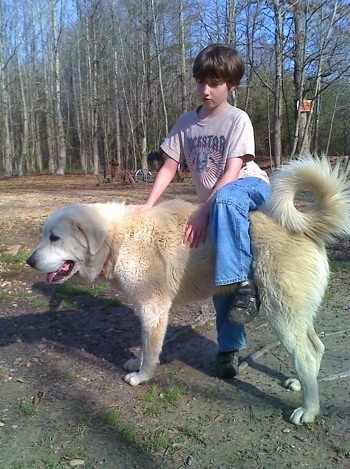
[124,303,169,386]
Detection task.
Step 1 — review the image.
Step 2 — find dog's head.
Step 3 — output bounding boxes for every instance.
[27,204,107,284]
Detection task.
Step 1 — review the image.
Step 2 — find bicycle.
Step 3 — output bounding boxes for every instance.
[134,169,153,183]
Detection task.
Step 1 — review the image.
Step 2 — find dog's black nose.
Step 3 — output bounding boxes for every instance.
[26,255,35,268]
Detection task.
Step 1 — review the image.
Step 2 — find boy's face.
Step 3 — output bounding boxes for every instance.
[196,79,235,112]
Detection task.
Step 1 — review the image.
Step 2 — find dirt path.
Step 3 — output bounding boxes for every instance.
[0,175,349,468]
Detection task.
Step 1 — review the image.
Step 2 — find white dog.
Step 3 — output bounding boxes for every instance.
[27,157,350,425]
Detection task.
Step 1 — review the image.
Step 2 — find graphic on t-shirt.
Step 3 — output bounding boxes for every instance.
[187,138,226,190]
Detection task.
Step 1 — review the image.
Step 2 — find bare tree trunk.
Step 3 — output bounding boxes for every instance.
[73,24,87,174]
[0,51,12,177]
[290,1,309,158]
[226,0,237,107]
[92,34,99,176]
[113,50,121,167]
[226,0,236,44]
[86,12,100,176]
[38,11,55,173]
[35,114,43,172]
[312,2,340,156]
[50,0,67,175]
[46,86,56,174]
[139,2,149,171]
[272,0,283,167]
[179,0,187,113]
[1,79,12,177]
[117,25,137,171]
[18,59,29,176]
[325,87,340,156]
[151,0,168,135]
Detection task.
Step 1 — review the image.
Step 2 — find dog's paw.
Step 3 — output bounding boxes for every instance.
[289,406,317,425]
[284,377,301,392]
[124,371,149,386]
[124,357,141,372]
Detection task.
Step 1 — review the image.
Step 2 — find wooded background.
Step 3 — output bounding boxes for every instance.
[0,0,349,177]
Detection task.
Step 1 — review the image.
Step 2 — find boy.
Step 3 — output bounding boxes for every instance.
[139,44,270,379]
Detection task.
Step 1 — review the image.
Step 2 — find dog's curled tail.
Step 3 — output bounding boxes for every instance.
[266,156,350,243]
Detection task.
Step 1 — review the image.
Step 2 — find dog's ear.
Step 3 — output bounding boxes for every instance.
[75,222,107,255]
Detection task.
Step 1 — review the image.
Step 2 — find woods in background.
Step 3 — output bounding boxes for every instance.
[0,0,349,177]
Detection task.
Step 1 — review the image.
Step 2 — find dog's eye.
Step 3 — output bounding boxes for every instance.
[50,234,60,242]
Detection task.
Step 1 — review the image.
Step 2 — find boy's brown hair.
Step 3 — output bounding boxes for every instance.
[193,43,245,88]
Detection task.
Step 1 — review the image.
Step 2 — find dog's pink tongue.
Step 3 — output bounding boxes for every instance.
[46,272,56,285]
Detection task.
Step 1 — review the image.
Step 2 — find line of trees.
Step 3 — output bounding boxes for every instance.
[0,0,349,177]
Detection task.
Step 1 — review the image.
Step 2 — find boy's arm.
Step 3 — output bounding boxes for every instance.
[141,156,179,209]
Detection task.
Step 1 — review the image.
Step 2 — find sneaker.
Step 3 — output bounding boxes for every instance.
[228,280,260,325]
[216,350,239,379]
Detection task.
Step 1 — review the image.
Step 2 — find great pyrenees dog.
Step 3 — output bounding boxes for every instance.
[27,157,350,425]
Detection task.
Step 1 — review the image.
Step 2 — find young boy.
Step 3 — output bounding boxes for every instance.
[139,44,270,379]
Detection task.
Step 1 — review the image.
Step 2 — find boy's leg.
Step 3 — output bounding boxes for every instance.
[213,293,246,379]
[210,177,270,285]
[210,178,271,324]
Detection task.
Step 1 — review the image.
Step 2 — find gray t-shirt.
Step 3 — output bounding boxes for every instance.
[161,104,269,202]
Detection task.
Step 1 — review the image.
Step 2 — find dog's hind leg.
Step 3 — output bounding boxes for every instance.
[284,326,325,392]
[124,299,171,386]
[276,323,324,425]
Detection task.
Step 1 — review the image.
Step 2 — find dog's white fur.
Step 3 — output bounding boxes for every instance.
[27,157,350,425]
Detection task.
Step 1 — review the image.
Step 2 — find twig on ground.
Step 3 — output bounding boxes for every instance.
[319,329,348,337]
[238,341,281,372]
[164,311,216,345]
[319,369,350,382]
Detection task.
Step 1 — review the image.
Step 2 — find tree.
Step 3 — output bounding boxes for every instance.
[50,0,67,174]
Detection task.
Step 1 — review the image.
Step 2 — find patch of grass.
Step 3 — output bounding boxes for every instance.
[14,290,31,298]
[163,381,186,405]
[178,422,204,441]
[141,386,165,415]
[32,298,49,309]
[12,465,36,469]
[323,290,334,301]
[61,372,73,380]
[60,299,78,310]
[64,446,82,459]
[104,408,138,445]
[329,258,350,273]
[90,283,108,295]
[103,394,212,460]
[0,248,28,264]
[2,271,20,279]
[332,441,349,457]
[73,423,90,439]
[120,423,138,446]
[0,289,7,300]
[144,427,173,454]
[53,281,107,300]
[329,260,341,273]
[0,366,9,377]
[21,402,38,417]
[104,296,122,308]
[104,408,122,428]
[32,433,55,448]
[38,455,65,468]
[140,381,186,416]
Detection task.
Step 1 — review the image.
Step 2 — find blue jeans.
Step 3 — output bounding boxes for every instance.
[210,177,271,352]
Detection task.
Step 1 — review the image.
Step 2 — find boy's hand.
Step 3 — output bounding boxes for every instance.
[183,206,210,248]
[131,202,153,212]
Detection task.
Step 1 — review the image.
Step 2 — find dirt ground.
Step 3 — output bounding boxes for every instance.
[0,173,349,469]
